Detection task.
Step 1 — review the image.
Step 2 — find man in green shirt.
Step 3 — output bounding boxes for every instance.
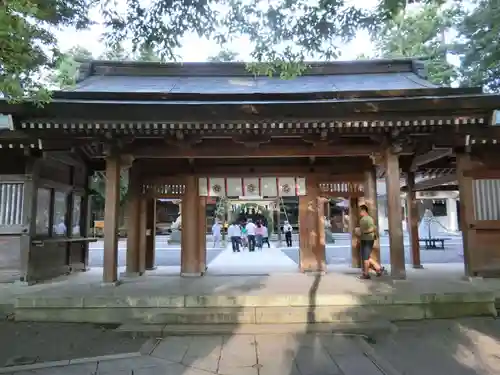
[357,204,384,279]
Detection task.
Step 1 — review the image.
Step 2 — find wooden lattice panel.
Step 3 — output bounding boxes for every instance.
[142,183,185,197]
[319,182,364,197]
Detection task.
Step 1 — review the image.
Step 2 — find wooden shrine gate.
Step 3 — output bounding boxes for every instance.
[124,172,374,276]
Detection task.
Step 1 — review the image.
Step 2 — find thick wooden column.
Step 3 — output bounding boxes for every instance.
[19,158,40,283]
[181,175,203,276]
[145,198,156,270]
[298,177,326,273]
[385,148,406,279]
[198,197,207,273]
[103,155,121,283]
[456,153,474,276]
[363,167,380,263]
[406,171,422,268]
[138,197,147,274]
[125,164,141,275]
[349,197,361,268]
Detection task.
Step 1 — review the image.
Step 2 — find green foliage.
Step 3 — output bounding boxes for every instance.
[3,0,488,100]
[0,0,95,102]
[98,42,129,60]
[371,3,459,86]
[51,46,93,88]
[207,50,240,62]
[90,171,129,211]
[453,0,500,91]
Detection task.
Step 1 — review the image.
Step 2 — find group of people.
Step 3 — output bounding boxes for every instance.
[227,219,270,252]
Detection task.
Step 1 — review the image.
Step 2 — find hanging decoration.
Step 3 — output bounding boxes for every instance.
[198,177,307,197]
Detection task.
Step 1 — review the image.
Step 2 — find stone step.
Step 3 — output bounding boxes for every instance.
[13,292,497,324]
[116,321,397,337]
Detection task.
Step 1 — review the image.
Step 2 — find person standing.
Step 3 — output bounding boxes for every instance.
[245,218,257,252]
[283,220,293,247]
[356,204,384,279]
[228,222,242,252]
[262,223,270,248]
[212,219,222,248]
[255,221,264,251]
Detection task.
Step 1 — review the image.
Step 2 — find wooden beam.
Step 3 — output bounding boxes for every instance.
[401,184,458,192]
[42,151,84,167]
[130,142,380,158]
[413,174,457,191]
[410,148,453,171]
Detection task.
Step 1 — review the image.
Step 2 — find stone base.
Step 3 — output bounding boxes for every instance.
[302,270,326,276]
[169,230,181,243]
[100,280,122,287]
[181,272,203,277]
[120,271,143,278]
[145,266,158,271]
[412,264,424,269]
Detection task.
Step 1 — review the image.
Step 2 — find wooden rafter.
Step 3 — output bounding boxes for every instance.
[410,148,453,171]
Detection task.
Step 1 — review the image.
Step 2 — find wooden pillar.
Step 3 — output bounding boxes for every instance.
[456,153,474,276]
[349,197,361,268]
[298,177,326,273]
[103,155,121,283]
[81,169,93,271]
[385,148,406,279]
[181,175,203,276]
[19,157,40,283]
[125,163,140,275]
[138,197,147,274]
[145,198,156,270]
[363,167,380,263]
[406,171,422,268]
[198,197,207,272]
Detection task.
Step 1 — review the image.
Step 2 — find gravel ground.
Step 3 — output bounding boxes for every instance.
[0,321,147,367]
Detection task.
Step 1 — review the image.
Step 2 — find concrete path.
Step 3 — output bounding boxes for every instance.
[207,243,298,275]
[5,318,500,374]
[84,232,465,269]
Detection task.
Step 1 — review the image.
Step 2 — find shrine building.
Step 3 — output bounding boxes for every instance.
[1,58,500,284]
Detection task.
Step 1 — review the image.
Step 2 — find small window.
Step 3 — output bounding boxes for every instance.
[71,195,82,237]
[52,191,68,236]
[35,188,51,236]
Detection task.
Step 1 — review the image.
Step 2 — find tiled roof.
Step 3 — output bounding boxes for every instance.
[70,59,437,94]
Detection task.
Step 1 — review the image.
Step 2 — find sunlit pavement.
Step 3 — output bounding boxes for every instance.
[88,233,464,267]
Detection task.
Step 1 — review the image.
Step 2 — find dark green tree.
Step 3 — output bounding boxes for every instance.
[2,0,439,101]
[371,3,458,86]
[98,42,129,61]
[453,0,500,91]
[51,46,93,88]
[208,50,240,62]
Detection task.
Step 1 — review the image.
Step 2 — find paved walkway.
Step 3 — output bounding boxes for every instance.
[207,243,298,275]
[4,318,500,374]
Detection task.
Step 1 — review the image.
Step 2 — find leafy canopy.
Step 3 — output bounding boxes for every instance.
[453,0,500,92]
[371,2,459,86]
[2,0,487,100]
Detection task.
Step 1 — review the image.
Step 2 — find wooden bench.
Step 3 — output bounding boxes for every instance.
[419,237,450,250]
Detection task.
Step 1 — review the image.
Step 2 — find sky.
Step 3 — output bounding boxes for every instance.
[54,0,375,61]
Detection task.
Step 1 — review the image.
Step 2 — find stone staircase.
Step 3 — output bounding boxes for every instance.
[12,292,497,337]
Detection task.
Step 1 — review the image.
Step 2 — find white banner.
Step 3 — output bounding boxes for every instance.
[243,177,260,196]
[198,177,208,196]
[208,177,226,197]
[199,177,307,197]
[226,178,242,197]
[261,177,278,197]
[278,177,296,197]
